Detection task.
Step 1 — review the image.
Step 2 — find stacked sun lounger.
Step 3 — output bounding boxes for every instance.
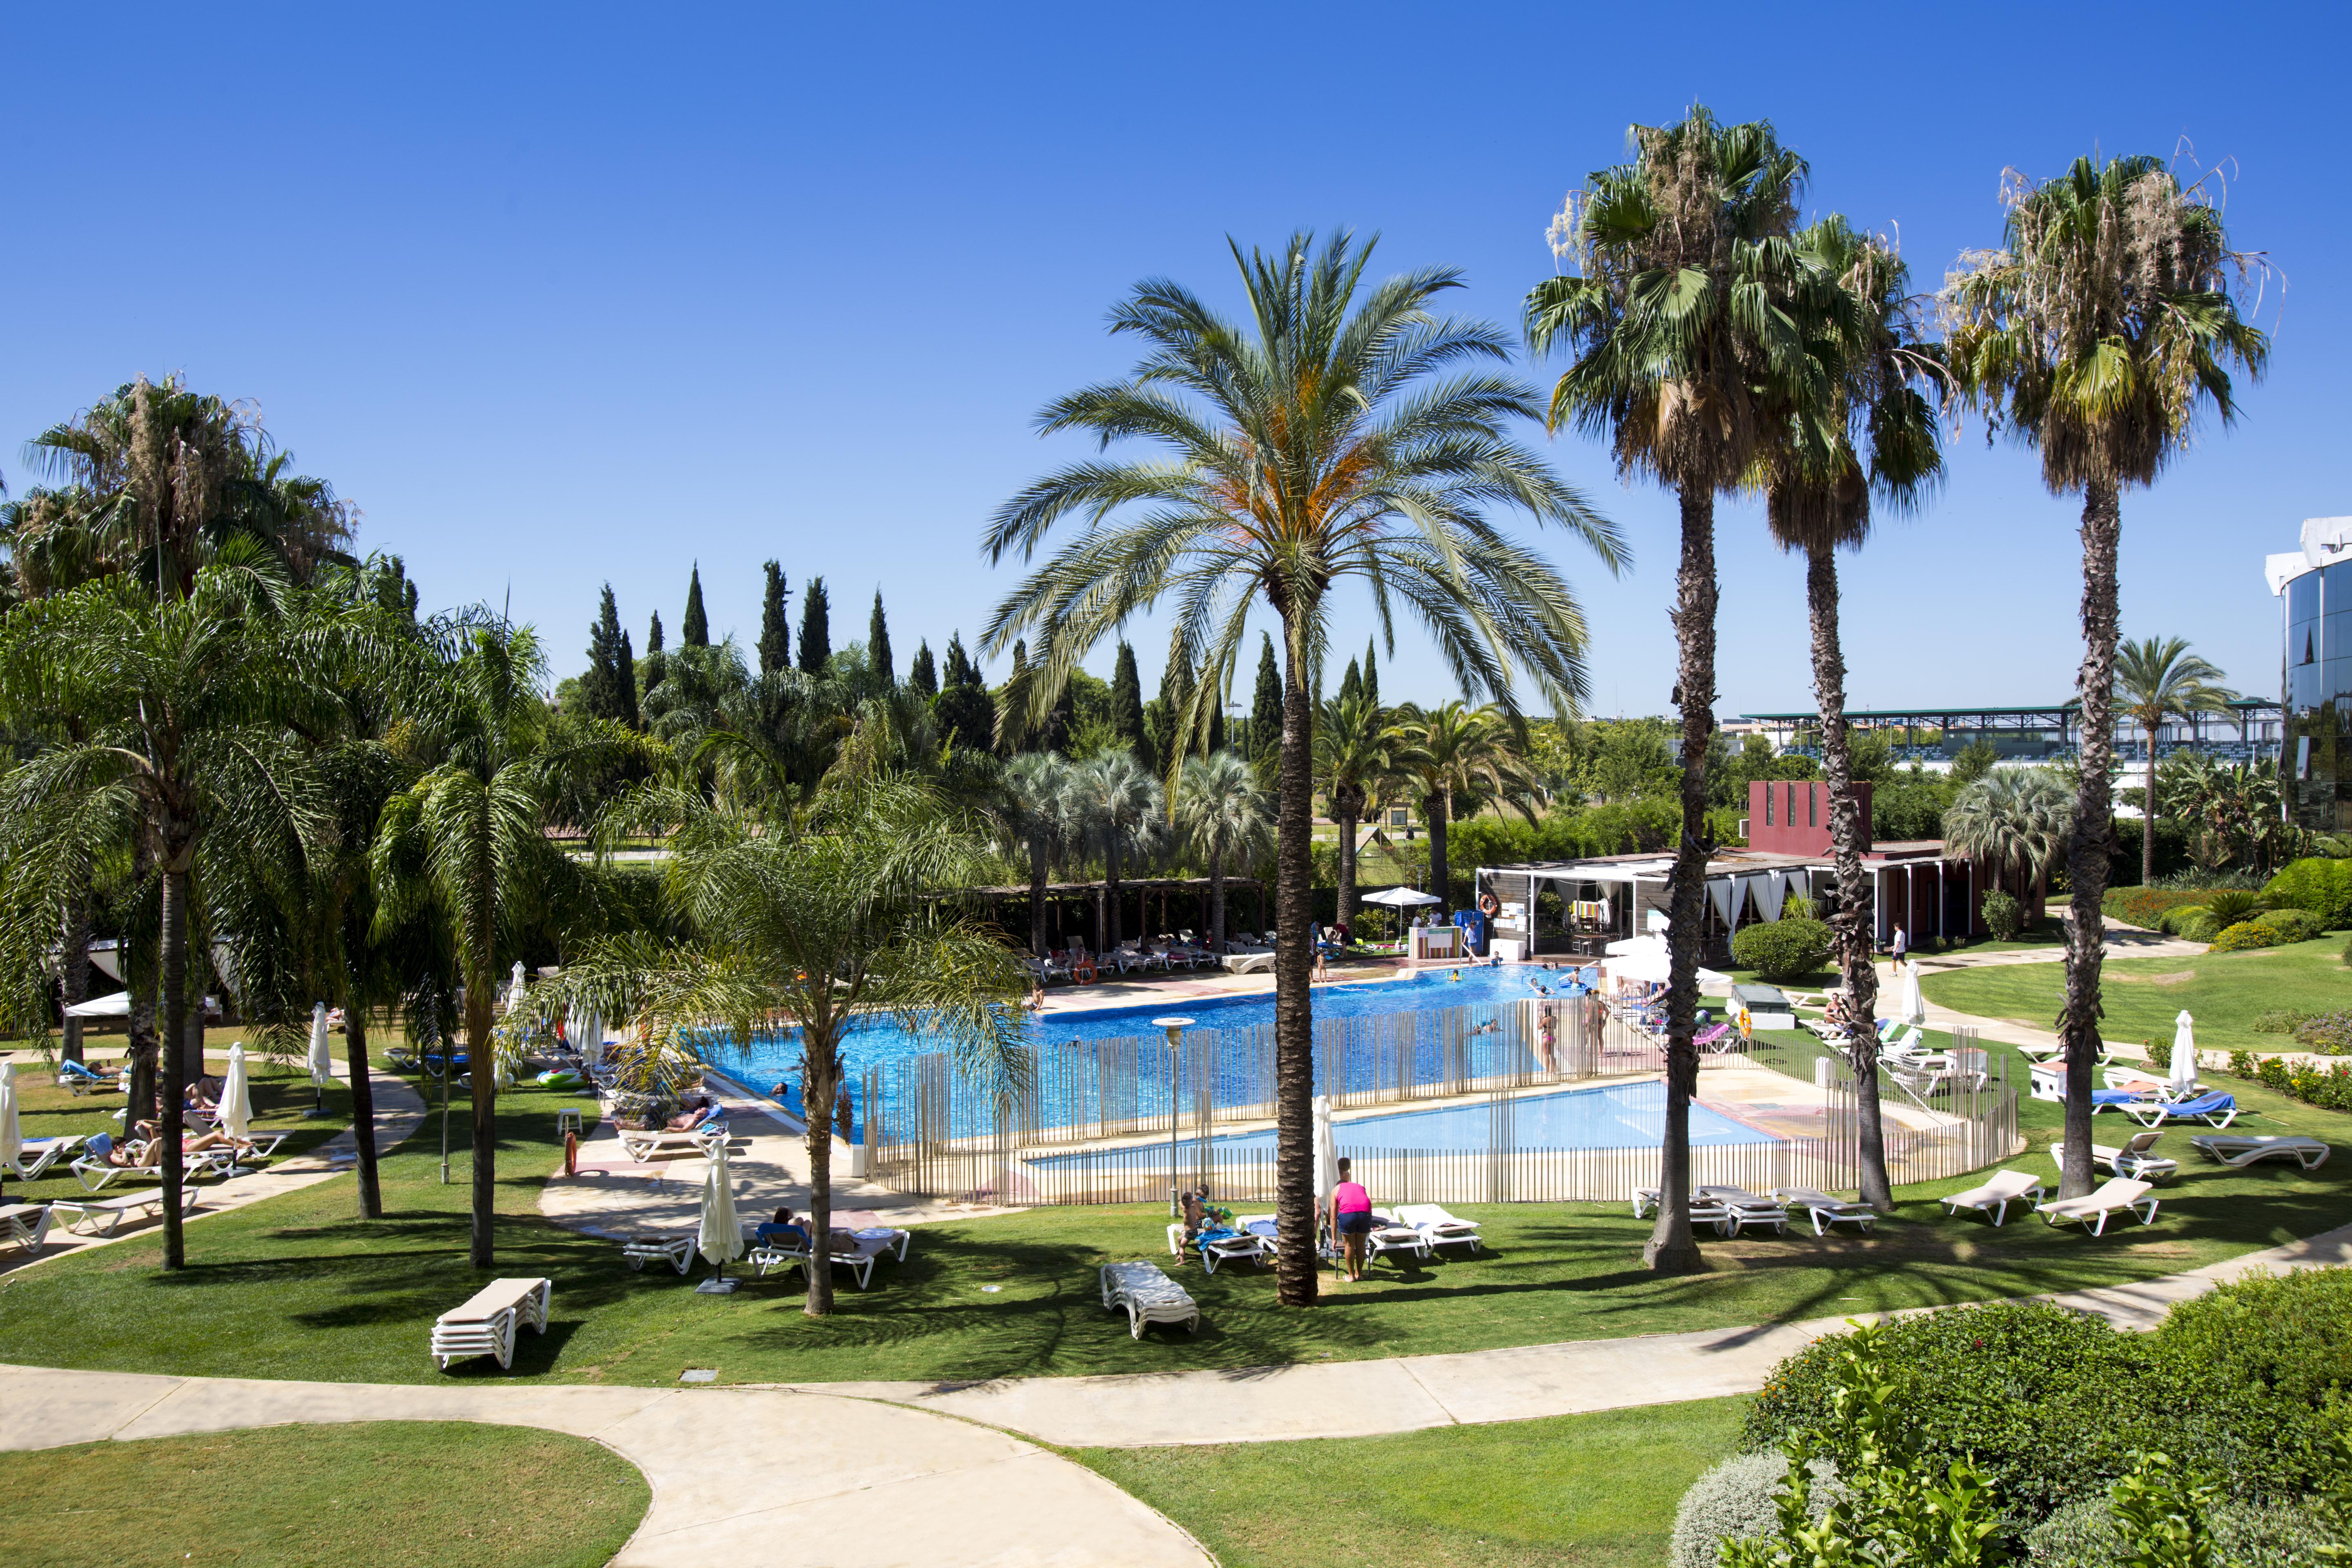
[431,1277,552,1371]
[2189,1134,2330,1170]
[47,1183,202,1237]
[2050,1130,2177,1182]
[1768,1186,1878,1235]
[0,1203,53,1255]
[620,1234,697,1274]
[1633,1185,1789,1237]
[1100,1260,1200,1338]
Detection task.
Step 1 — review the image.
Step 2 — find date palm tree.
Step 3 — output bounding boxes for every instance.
[1758,213,1947,1212]
[1174,751,1271,951]
[987,230,1620,1305]
[1944,769,2071,904]
[2114,637,2234,886]
[1946,153,2267,1198]
[996,750,1079,956]
[1383,702,1539,906]
[1314,692,1394,932]
[1072,750,1163,953]
[1525,106,1824,1271]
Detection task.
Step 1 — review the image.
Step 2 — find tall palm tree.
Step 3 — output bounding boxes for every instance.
[1314,693,1394,932]
[1174,751,1271,950]
[1071,750,1162,951]
[1944,769,2071,904]
[1525,107,1822,1271]
[997,751,1078,955]
[1946,153,2267,1198]
[1383,702,1539,905]
[2114,637,2234,886]
[540,775,1029,1316]
[1758,214,1947,1213]
[985,231,1620,1305]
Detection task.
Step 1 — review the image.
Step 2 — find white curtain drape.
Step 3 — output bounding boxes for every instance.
[1708,877,1741,930]
[1755,870,1788,923]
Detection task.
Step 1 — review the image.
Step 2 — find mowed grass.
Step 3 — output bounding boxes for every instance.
[1074,1396,1748,1568]
[7,1421,647,1568]
[1920,935,2352,1054]
[0,1049,2344,1389]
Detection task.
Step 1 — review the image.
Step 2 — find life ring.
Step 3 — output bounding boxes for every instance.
[1477,892,1499,917]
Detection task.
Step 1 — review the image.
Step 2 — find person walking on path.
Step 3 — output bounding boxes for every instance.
[1891,925,1908,962]
[1327,1158,1373,1282]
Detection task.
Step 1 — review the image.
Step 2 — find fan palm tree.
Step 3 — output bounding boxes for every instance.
[1174,751,1271,950]
[1524,106,1823,1271]
[1757,214,1947,1213]
[539,775,1029,1315]
[985,231,1620,1305]
[2114,637,2234,886]
[997,751,1079,956]
[1071,750,1163,952]
[1314,693,1394,931]
[1383,702,1539,905]
[1944,769,2071,904]
[1946,153,2267,1197]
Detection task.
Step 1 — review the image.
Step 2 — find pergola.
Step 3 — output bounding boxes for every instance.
[956,876,1267,954]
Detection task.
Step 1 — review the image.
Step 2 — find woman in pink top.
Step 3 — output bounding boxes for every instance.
[1327,1158,1374,1281]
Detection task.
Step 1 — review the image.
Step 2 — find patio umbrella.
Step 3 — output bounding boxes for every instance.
[0,1061,20,1200]
[1360,886,1442,907]
[307,1002,335,1115]
[1312,1094,1338,1203]
[695,1135,745,1294]
[1898,962,1927,1027]
[220,1042,254,1140]
[2170,1011,2200,1093]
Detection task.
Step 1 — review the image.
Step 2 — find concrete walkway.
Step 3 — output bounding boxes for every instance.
[781,1220,2352,1448]
[0,1362,1210,1567]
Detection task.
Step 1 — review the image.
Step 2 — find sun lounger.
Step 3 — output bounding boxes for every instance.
[617,1123,728,1161]
[1196,1229,1272,1274]
[3,1134,86,1181]
[2037,1177,2160,1236]
[1769,1186,1879,1236]
[1100,1260,1200,1338]
[430,1277,552,1371]
[2115,1091,2238,1130]
[1940,1169,2046,1226]
[1392,1203,1482,1255]
[0,1203,53,1255]
[46,1183,201,1237]
[56,1059,120,1096]
[2051,1129,2177,1182]
[1222,950,1276,975]
[1363,1214,1434,1265]
[750,1230,898,1290]
[620,1234,696,1274]
[1694,1186,1792,1238]
[2189,1134,2331,1171]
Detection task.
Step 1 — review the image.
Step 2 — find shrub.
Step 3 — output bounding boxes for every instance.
[2149,1268,2352,1503]
[2104,886,2212,929]
[2027,1495,2344,1567]
[2344,930,2352,966]
[2172,907,2223,943]
[2254,907,2325,944]
[2263,858,2352,929]
[2205,888,2264,925]
[1731,918,1834,981]
[1780,893,1816,922]
[2253,1009,2314,1035]
[1668,1453,1843,1568]
[2303,1011,2352,1056]
[2211,921,2279,953]
[1981,889,2022,940]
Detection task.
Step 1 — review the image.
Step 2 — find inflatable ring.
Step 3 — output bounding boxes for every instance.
[1477,892,1500,916]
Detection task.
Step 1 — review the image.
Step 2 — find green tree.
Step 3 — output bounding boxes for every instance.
[1110,641,1149,769]
[908,639,938,700]
[1315,692,1394,930]
[681,565,709,648]
[997,751,1079,956]
[1944,769,2070,908]
[1147,642,1198,783]
[643,610,666,697]
[1384,702,1539,903]
[1336,657,1362,709]
[1248,631,1282,767]
[797,576,831,673]
[988,232,1619,1305]
[1946,153,2267,1198]
[2114,637,2234,887]
[868,589,894,687]
[1070,750,1163,951]
[1951,739,1998,784]
[934,633,992,752]
[1525,105,1821,1272]
[1176,751,1272,950]
[758,561,791,675]
[1361,637,1379,710]
[581,584,637,726]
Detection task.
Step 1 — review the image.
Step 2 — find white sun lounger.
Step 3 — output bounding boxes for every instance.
[431,1277,552,1371]
[1633,1187,1735,1233]
[2051,1129,2177,1182]
[617,1124,728,1162]
[1769,1187,1879,1236]
[1363,1215,1435,1265]
[2037,1178,2160,1236]
[1632,1186,1787,1238]
[1392,1203,1483,1255]
[2,1134,86,1181]
[2189,1134,2331,1171]
[1939,1169,2046,1226]
[751,1231,900,1291]
[46,1183,202,1238]
[1100,1259,1200,1338]
[0,1203,53,1255]
[620,1234,696,1274]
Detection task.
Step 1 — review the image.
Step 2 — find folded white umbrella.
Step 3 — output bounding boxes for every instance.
[2171,1010,2200,1092]
[696,1136,745,1291]
[220,1043,254,1140]
[308,1002,335,1088]
[0,1061,21,1180]
[1361,886,1442,907]
[1312,1094,1338,1203]
[1899,962,1927,1026]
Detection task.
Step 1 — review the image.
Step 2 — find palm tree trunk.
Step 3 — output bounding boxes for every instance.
[803,1027,839,1316]
[1428,788,1452,906]
[1029,830,1049,956]
[158,858,192,1271]
[1209,848,1227,951]
[2060,479,2123,1201]
[1648,486,1714,1275]
[2143,740,2158,889]
[1107,836,1123,951]
[1805,543,1891,1211]
[1273,625,1318,1307]
[465,923,498,1269]
[1336,794,1360,932]
[58,890,91,1067]
[344,966,383,1220]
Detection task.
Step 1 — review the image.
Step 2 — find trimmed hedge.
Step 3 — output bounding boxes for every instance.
[2263,858,2352,929]
[2254,907,2326,944]
[2212,921,2280,952]
[2103,886,2211,929]
[1729,918,1834,981]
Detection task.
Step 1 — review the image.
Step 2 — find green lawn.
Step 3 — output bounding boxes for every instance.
[1920,935,2352,1054]
[1074,1395,1748,1568]
[7,1421,646,1568]
[0,1058,2343,1390]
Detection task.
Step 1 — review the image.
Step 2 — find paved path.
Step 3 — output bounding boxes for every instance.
[0,1363,1209,1567]
[780,1220,2352,1447]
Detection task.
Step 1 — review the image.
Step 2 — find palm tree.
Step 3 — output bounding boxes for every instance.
[1758,214,1947,1213]
[997,751,1078,955]
[1071,750,1162,952]
[1524,107,1821,1271]
[2114,638,2234,886]
[1383,702,1539,905]
[1174,751,1271,950]
[985,231,1619,1305]
[1946,153,2267,1198]
[539,775,1029,1315]
[1314,693,1394,932]
[1944,770,2071,904]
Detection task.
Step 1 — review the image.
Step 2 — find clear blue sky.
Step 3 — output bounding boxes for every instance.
[4,2,2341,719]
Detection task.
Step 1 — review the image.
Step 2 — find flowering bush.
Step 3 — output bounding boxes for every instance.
[2293,1010,2352,1056]
[2209,921,2278,953]
[2103,886,2213,929]
[2231,1049,2352,1110]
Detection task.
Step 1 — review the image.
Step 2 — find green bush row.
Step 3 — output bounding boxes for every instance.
[2263,857,2352,928]
[2231,1049,2352,1109]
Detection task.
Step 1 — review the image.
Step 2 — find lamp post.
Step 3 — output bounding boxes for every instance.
[1153,1017,1194,1217]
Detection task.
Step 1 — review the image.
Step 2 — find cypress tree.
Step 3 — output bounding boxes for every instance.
[909,639,938,699]
[582,584,628,722]
[1111,641,1147,764]
[1152,644,1194,765]
[682,565,710,648]
[644,611,667,694]
[1249,632,1282,759]
[1338,657,1363,708]
[869,589,893,686]
[758,561,791,674]
[1363,637,1380,710]
[798,576,831,673]
[615,627,639,728]
[933,632,993,751]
